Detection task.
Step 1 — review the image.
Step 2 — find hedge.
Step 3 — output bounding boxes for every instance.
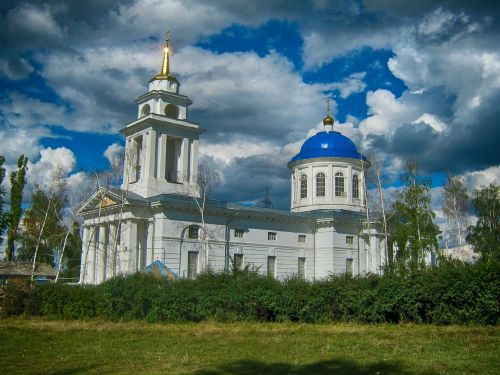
[2,260,498,325]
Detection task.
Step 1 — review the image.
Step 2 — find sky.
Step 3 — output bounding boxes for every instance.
[1,0,499,226]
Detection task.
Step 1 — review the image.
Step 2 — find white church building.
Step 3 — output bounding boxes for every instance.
[77,34,387,284]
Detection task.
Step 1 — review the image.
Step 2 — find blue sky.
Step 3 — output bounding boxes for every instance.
[0,0,499,216]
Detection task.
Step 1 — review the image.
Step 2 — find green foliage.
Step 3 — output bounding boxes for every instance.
[6,155,28,260]
[3,262,498,325]
[17,186,68,264]
[0,155,6,244]
[467,183,500,264]
[390,161,440,271]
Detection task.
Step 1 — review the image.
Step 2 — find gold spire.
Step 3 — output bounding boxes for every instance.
[150,30,178,83]
[160,31,170,76]
[323,97,334,126]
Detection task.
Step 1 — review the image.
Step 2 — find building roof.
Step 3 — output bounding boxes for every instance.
[289,130,367,165]
[0,262,56,278]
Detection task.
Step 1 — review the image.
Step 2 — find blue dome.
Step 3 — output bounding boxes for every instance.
[289,131,366,165]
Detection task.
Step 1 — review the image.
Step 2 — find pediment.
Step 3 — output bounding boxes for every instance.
[77,188,126,214]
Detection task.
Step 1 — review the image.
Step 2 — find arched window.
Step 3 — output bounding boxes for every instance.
[316,172,325,197]
[165,104,179,119]
[300,174,307,198]
[187,226,200,239]
[335,172,345,197]
[141,104,150,116]
[353,174,360,199]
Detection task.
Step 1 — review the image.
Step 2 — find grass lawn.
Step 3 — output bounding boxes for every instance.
[0,318,498,375]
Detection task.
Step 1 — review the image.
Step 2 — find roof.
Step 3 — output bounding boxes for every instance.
[145,260,178,280]
[288,130,367,166]
[0,262,56,278]
[150,193,316,224]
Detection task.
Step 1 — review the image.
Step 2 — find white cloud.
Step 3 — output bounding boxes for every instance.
[0,127,43,163]
[358,89,408,136]
[27,147,76,190]
[6,3,65,42]
[104,143,124,166]
[412,113,447,133]
[330,72,367,99]
[461,166,500,193]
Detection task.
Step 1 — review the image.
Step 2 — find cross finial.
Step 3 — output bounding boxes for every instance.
[326,97,332,116]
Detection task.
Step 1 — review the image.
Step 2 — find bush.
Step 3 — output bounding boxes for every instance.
[2,261,498,325]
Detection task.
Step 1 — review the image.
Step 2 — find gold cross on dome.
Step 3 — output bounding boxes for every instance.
[326,97,332,116]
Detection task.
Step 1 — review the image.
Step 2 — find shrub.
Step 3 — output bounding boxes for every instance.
[1,261,497,325]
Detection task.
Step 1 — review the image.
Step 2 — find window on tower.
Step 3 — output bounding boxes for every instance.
[300,174,307,198]
[353,174,360,199]
[316,172,325,197]
[165,104,179,119]
[335,172,345,197]
[141,104,151,117]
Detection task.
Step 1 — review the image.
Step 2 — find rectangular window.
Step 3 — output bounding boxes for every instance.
[298,257,306,278]
[233,254,244,270]
[298,234,306,243]
[267,256,276,277]
[188,226,199,239]
[346,258,353,275]
[268,232,277,241]
[187,251,198,279]
[346,235,354,245]
[234,228,244,238]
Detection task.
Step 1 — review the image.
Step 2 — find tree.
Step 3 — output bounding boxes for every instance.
[194,161,220,270]
[18,185,68,265]
[441,173,469,248]
[367,154,391,266]
[390,161,439,271]
[6,155,28,260]
[0,155,6,245]
[466,183,499,263]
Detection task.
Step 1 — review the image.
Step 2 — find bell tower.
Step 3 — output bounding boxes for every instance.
[121,32,201,198]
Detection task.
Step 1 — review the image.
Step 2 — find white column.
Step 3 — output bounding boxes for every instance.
[347,165,352,203]
[88,226,97,284]
[158,134,167,179]
[153,212,165,263]
[146,219,155,266]
[107,223,118,278]
[190,139,199,184]
[144,129,157,180]
[122,138,132,187]
[97,225,107,283]
[308,165,313,205]
[180,138,189,182]
[125,220,138,273]
[79,226,90,284]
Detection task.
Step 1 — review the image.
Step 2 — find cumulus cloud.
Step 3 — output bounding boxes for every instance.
[27,147,76,189]
[1,0,499,211]
[330,72,367,99]
[104,143,124,166]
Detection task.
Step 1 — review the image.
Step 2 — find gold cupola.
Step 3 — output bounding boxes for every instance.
[323,98,335,128]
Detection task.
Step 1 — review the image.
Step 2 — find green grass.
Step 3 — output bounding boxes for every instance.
[0,318,498,374]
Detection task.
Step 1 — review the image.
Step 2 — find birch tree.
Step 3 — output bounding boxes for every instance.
[6,155,28,261]
[390,161,439,272]
[0,156,6,245]
[191,161,220,270]
[442,173,468,249]
[466,183,499,264]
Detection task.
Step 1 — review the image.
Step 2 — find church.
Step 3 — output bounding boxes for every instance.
[77,34,387,284]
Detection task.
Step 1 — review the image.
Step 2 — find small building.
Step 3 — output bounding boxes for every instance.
[77,34,387,284]
[0,262,56,286]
